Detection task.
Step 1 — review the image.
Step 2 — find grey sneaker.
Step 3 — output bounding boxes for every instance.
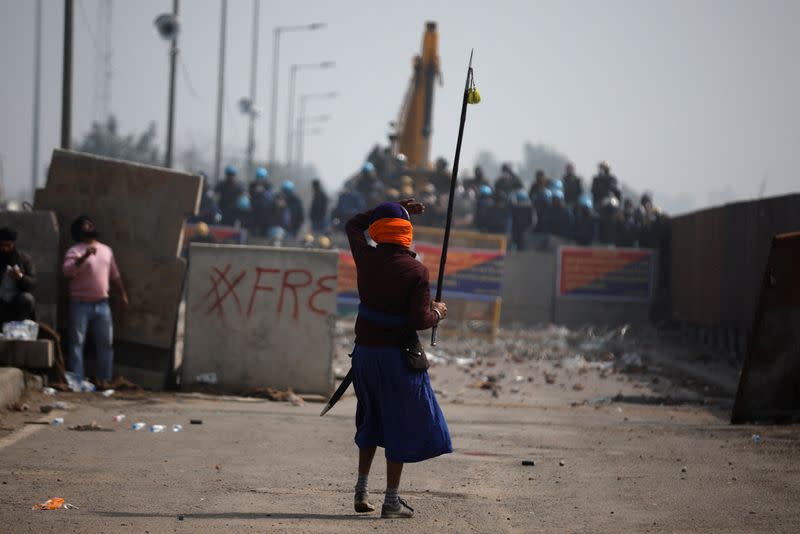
[354,491,375,513]
[381,497,414,519]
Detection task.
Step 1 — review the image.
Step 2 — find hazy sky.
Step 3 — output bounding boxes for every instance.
[1,0,798,214]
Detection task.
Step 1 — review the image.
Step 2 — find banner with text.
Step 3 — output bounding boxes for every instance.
[557,246,656,302]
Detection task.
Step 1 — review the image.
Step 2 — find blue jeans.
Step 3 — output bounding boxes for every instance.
[68,300,114,382]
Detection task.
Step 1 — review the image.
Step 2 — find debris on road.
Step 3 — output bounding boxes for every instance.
[8,402,29,412]
[559,460,566,467]
[112,414,126,423]
[42,387,57,396]
[31,498,65,510]
[150,425,166,433]
[100,389,115,398]
[97,376,143,391]
[68,421,113,431]
[620,352,645,372]
[172,424,183,432]
[131,422,146,430]
[752,434,762,444]
[521,459,536,466]
[287,390,305,407]
[51,417,64,426]
[190,419,203,425]
[242,387,306,406]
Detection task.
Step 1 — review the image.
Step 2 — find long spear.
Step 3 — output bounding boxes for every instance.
[432,50,478,346]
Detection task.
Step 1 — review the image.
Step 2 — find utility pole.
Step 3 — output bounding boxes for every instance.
[268,28,281,166]
[165,0,179,168]
[286,65,298,167]
[31,0,42,195]
[60,0,73,149]
[213,0,228,185]
[245,0,260,179]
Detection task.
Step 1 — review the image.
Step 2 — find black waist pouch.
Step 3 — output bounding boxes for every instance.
[402,331,429,371]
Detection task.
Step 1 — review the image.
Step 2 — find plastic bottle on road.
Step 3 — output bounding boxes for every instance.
[172,424,183,432]
[131,422,146,430]
[150,424,166,433]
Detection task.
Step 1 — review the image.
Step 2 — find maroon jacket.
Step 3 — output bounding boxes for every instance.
[346,210,439,347]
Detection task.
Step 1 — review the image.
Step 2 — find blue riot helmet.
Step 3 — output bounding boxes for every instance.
[516,190,529,203]
[478,184,493,197]
[548,179,564,192]
[255,167,268,180]
[281,180,295,192]
[267,226,286,239]
[362,161,376,174]
[236,194,251,211]
[551,189,565,202]
[578,193,593,210]
[224,165,237,176]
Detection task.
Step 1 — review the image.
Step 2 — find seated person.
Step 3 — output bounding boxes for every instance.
[0,227,37,325]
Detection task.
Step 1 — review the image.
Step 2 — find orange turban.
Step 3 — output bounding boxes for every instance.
[368,218,413,249]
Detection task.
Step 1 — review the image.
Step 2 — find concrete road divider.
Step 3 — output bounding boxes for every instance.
[182,244,338,396]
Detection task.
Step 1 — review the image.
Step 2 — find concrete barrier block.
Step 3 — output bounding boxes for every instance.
[35,149,201,352]
[182,244,338,396]
[0,340,54,368]
[0,367,25,407]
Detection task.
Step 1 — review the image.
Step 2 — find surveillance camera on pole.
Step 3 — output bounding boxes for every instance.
[154,13,179,40]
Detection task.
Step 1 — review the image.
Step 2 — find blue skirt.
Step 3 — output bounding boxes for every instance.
[352,344,453,463]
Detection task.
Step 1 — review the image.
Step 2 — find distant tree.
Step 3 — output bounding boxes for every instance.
[179,144,212,176]
[75,115,160,166]
[519,142,571,185]
[473,150,501,182]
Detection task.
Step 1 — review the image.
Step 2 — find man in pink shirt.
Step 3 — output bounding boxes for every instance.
[62,215,128,385]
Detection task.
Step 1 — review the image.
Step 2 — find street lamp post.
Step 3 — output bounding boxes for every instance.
[165,0,179,168]
[32,0,42,195]
[295,92,337,168]
[245,0,260,179]
[285,62,334,165]
[212,0,228,185]
[60,0,73,150]
[154,2,180,168]
[267,23,325,166]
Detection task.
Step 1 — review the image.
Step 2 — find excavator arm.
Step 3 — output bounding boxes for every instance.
[395,22,441,169]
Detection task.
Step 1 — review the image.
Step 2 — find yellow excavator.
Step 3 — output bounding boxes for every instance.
[391,21,442,169]
[348,22,446,201]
